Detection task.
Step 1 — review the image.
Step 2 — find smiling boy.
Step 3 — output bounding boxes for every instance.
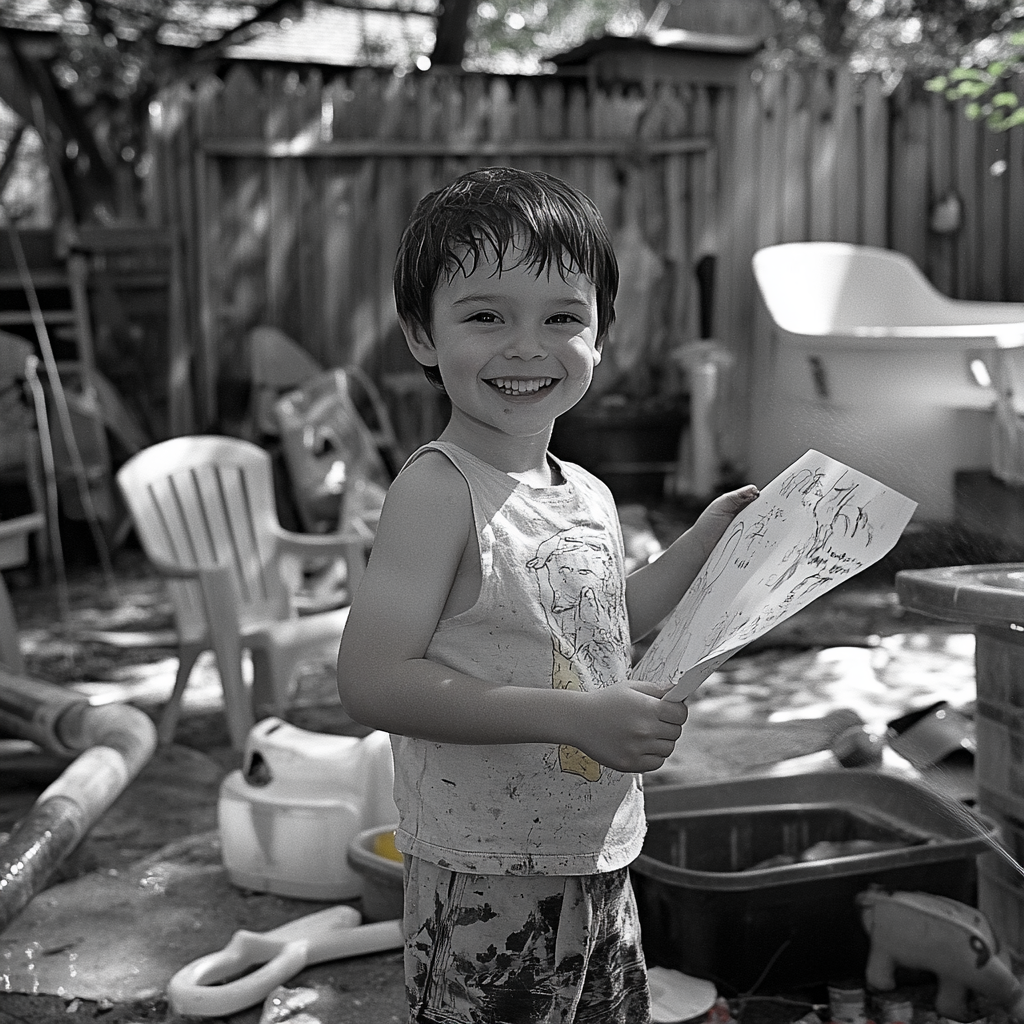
[337,167,758,1023]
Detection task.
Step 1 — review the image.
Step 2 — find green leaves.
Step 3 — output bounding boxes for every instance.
[926,37,1024,133]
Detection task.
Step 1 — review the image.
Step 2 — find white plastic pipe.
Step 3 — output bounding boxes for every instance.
[0,673,156,930]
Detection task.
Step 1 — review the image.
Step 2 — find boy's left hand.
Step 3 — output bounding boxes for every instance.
[685,483,759,551]
[698,484,760,528]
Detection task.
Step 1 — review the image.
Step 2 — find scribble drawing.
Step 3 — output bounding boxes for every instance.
[636,519,745,682]
[746,505,784,551]
[766,470,876,602]
[780,467,826,501]
[528,526,628,781]
[698,608,747,662]
[812,473,873,545]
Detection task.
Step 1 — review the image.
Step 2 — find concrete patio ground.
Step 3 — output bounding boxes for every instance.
[0,506,1016,1024]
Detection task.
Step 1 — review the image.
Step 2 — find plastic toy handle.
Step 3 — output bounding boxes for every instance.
[168,938,309,1017]
[250,904,362,946]
[167,905,364,1017]
[314,917,404,961]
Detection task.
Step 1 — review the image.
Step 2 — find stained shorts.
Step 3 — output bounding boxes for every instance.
[402,856,651,1024]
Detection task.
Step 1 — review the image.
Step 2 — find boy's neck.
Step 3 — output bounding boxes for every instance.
[438,419,556,484]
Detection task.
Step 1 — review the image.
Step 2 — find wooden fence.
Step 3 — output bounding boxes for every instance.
[150,61,1024,471]
[150,65,735,450]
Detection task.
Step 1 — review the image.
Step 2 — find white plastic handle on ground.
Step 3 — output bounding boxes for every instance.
[166,905,404,1016]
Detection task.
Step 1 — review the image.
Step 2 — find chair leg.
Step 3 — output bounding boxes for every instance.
[198,566,255,750]
[250,646,293,723]
[158,645,201,745]
[0,573,24,674]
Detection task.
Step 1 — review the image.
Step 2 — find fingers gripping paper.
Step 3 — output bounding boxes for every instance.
[632,451,917,701]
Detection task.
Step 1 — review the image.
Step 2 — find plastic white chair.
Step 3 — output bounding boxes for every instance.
[752,242,1024,410]
[117,435,369,749]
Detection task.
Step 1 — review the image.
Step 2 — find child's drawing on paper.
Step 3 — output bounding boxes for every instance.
[636,521,745,685]
[632,450,917,701]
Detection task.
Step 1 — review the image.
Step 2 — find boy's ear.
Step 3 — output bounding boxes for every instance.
[401,319,439,368]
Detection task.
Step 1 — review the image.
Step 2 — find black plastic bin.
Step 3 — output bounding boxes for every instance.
[632,772,997,993]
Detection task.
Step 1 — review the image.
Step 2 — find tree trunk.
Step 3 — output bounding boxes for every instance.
[431,0,475,66]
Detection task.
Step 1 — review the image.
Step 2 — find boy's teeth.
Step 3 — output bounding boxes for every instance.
[492,377,553,394]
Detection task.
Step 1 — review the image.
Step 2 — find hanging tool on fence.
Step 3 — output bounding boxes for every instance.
[23,353,69,617]
[0,204,117,602]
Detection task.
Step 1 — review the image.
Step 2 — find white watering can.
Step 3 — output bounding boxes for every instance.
[218,718,398,900]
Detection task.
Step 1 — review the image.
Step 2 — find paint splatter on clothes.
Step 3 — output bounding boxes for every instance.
[404,857,651,1024]
[390,441,645,875]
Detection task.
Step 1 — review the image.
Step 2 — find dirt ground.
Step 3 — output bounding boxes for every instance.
[0,510,1011,1024]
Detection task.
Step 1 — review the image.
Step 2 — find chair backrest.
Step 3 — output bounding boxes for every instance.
[752,242,954,337]
[248,326,323,436]
[117,435,292,643]
[275,368,392,533]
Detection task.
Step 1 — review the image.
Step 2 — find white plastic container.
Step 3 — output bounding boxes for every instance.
[218,718,397,900]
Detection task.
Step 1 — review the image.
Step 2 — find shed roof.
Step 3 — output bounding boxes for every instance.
[551,28,764,68]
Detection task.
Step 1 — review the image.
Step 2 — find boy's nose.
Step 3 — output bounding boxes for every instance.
[502,329,545,359]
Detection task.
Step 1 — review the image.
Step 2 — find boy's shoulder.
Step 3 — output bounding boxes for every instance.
[376,446,472,552]
[392,445,469,503]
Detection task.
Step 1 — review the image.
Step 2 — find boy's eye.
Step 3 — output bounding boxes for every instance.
[467,311,501,324]
[546,313,581,325]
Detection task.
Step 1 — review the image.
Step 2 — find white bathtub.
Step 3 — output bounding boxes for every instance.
[750,243,1024,521]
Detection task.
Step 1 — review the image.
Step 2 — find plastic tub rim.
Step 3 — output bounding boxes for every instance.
[636,772,999,891]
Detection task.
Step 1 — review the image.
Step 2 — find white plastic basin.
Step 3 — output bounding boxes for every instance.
[753,242,1024,411]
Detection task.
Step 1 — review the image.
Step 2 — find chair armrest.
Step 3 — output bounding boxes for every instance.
[273,524,372,559]
[138,552,211,580]
[273,525,370,598]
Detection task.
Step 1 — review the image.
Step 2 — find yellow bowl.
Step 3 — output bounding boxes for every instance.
[372,829,402,863]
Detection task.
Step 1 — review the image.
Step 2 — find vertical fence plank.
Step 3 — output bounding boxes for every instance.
[832,68,860,243]
[928,91,955,294]
[955,104,980,298]
[981,127,1009,300]
[781,70,808,241]
[861,74,888,247]
[1008,87,1024,301]
[890,80,929,270]
[565,79,592,198]
[266,69,303,342]
[664,84,695,343]
[194,147,219,426]
[717,68,761,473]
[809,68,836,241]
[756,70,784,249]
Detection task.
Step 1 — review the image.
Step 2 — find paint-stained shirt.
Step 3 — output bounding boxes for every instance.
[390,440,645,875]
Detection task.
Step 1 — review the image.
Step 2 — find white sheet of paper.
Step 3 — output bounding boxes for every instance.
[631,450,917,701]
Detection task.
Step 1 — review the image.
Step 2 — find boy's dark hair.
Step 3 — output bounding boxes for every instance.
[394,166,618,392]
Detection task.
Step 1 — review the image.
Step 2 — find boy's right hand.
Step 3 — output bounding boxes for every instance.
[576,680,688,774]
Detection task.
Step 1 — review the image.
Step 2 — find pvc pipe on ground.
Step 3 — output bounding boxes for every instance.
[0,671,157,931]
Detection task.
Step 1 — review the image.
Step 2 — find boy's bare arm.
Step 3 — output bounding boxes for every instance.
[625,485,760,643]
[337,455,686,773]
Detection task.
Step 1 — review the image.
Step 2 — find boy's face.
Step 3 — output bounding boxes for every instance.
[404,243,601,447]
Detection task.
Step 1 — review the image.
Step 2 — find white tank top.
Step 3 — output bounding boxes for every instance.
[390,440,645,875]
